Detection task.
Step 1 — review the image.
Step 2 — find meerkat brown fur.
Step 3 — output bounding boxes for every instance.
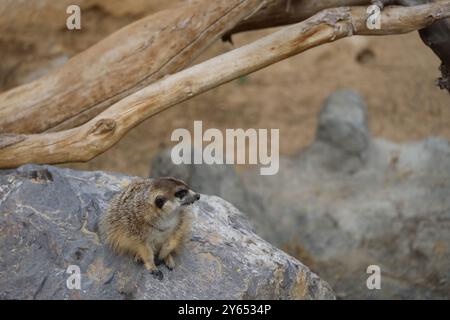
[99,177,200,279]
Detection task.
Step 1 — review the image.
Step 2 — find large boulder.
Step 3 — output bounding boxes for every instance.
[150,90,450,299]
[0,165,334,300]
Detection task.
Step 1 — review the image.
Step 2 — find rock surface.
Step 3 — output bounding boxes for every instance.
[150,90,450,299]
[0,165,334,300]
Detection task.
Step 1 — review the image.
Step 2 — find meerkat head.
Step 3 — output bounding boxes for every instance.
[150,177,200,216]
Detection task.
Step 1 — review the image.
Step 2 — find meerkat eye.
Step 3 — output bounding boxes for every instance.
[155,196,166,209]
[174,189,188,199]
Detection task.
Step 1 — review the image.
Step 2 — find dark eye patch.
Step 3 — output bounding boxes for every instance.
[174,189,188,199]
[155,196,166,209]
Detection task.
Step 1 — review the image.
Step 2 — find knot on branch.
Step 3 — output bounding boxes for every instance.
[0,133,26,149]
[311,7,351,27]
[89,119,116,136]
[305,7,353,39]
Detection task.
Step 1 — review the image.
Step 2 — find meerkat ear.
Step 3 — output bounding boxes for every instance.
[155,196,166,209]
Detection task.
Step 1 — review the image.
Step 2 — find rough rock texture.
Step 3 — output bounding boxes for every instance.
[150,90,450,299]
[0,165,334,300]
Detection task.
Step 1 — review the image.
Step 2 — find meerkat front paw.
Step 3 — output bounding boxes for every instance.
[150,269,164,280]
[164,254,175,270]
[134,254,142,264]
[144,262,163,280]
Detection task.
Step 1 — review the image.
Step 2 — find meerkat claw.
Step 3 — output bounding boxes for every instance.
[151,269,164,280]
[164,255,175,270]
[165,264,174,271]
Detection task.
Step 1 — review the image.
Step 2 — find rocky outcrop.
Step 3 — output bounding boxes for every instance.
[0,165,334,299]
[150,90,450,299]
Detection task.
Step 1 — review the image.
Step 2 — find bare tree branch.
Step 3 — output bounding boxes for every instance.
[0,2,449,169]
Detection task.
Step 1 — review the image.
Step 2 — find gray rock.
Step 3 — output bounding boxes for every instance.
[0,165,334,300]
[311,89,371,173]
[240,137,450,299]
[317,90,369,153]
[150,90,450,299]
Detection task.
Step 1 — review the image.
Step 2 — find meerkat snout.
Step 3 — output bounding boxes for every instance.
[181,191,200,206]
[99,177,198,280]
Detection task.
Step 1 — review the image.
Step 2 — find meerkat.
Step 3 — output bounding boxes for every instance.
[99,177,200,280]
